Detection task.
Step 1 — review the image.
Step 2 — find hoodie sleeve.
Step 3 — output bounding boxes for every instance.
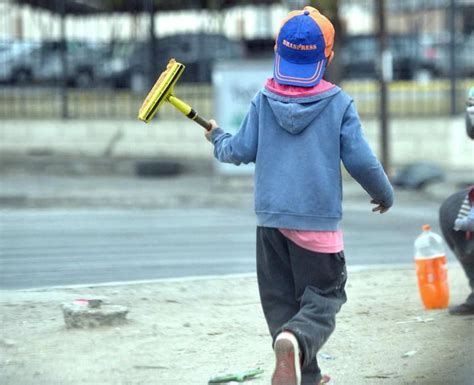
[340,101,394,208]
[211,101,258,165]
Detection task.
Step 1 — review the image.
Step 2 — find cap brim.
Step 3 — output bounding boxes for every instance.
[274,52,326,87]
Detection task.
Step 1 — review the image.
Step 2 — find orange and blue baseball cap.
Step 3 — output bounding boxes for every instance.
[274,6,335,87]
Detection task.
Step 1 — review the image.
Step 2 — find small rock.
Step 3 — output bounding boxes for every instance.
[88,299,103,308]
[0,338,16,348]
[133,365,169,370]
[61,302,128,329]
[402,350,417,358]
[183,322,191,328]
[319,352,335,360]
[207,332,223,336]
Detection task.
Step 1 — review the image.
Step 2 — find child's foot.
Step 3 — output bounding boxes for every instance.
[272,331,301,385]
[318,374,331,384]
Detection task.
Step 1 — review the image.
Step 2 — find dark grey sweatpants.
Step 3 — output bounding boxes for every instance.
[439,189,474,305]
[256,227,347,385]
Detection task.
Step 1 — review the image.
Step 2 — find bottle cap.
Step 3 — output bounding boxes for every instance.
[422,224,431,231]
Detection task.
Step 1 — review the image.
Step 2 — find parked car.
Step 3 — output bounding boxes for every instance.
[341,34,439,80]
[0,40,41,84]
[31,40,109,87]
[97,33,244,92]
[422,34,474,78]
[0,39,109,87]
[243,38,275,59]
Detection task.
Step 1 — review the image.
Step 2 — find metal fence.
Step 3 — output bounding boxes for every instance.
[0,0,472,120]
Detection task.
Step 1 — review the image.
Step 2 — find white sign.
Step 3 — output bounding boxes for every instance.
[212,60,272,174]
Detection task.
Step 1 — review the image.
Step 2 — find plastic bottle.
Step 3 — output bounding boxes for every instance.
[414,224,449,309]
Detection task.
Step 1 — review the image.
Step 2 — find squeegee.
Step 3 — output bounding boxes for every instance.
[137,58,212,130]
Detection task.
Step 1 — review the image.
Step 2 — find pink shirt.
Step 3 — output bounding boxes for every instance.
[279,229,343,254]
[265,78,344,254]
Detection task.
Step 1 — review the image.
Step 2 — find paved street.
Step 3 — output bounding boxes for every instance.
[0,201,449,289]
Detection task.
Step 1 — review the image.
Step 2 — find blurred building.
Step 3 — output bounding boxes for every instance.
[2,1,472,42]
[0,0,288,41]
[341,0,473,35]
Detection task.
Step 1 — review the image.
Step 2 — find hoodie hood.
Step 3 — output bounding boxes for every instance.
[262,82,341,135]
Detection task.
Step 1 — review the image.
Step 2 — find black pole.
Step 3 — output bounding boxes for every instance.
[377,0,390,174]
[449,0,457,116]
[58,0,68,119]
[146,0,156,88]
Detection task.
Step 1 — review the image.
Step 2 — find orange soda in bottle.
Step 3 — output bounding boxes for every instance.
[414,224,449,309]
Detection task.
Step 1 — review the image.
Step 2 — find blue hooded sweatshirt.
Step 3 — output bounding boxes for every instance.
[211,85,394,231]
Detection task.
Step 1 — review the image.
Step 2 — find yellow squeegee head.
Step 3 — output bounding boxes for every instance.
[137,58,212,130]
[137,58,185,123]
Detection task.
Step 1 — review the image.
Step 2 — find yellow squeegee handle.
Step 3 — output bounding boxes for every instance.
[168,95,212,131]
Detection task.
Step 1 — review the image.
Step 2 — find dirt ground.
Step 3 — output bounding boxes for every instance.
[1,266,473,385]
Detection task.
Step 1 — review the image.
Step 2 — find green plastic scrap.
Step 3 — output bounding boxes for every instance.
[208,367,264,383]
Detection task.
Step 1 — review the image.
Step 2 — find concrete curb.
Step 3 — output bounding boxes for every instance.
[17,262,463,292]
[14,261,462,292]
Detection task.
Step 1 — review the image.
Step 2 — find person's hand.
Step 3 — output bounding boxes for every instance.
[204,119,219,142]
[371,199,390,214]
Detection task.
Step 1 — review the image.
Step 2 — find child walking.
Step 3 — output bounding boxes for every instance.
[205,6,394,385]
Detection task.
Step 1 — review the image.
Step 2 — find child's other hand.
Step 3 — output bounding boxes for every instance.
[204,119,219,142]
[371,199,390,214]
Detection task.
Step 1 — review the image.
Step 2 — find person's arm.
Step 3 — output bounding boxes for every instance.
[340,101,394,213]
[205,101,258,165]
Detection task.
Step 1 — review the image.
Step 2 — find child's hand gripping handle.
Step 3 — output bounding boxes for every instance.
[168,95,212,131]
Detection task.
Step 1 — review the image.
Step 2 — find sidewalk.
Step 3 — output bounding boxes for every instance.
[1,266,473,385]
